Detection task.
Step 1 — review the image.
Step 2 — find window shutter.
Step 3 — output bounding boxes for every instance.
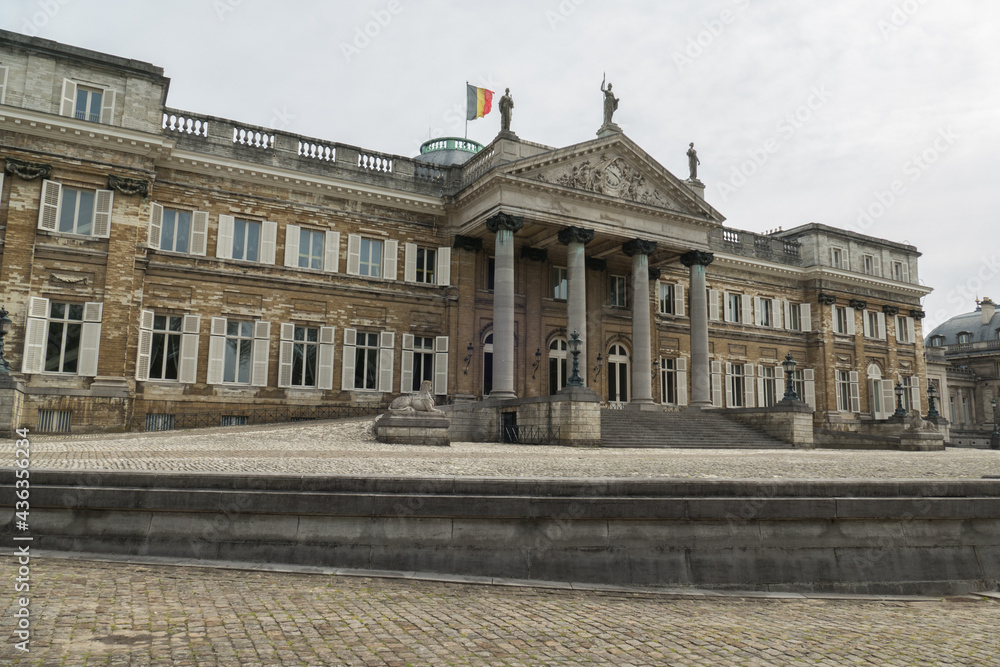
[862,311,872,338]
[905,317,914,343]
[882,380,895,417]
[383,239,398,281]
[724,361,734,407]
[709,289,720,321]
[743,363,755,408]
[901,262,910,283]
[400,333,415,393]
[190,211,209,256]
[434,336,449,395]
[849,370,861,413]
[79,302,103,376]
[877,312,886,340]
[136,309,154,381]
[0,67,6,105]
[772,299,782,329]
[60,79,77,117]
[37,180,61,231]
[674,284,685,317]
[378,331,395,392]
[317,326,336,390]
[723,291,732,322]
[346,234,361,275]
[873,255,882,277]
[757,365,766,407]
[711,360,722,408]
[341,328,357,390]
[278,322,295,388]
[846,307,856,335]
[179,314,200,384]
[148,203,163,249]
[283,225,300,268]
[741,295,752,324]
[207,317,227,385]
[753,297,762,326]
[404,243,417,283]
[910,377,921,413]
[775,366,785,402]
[804,369,816,409]
[92,189,113,238]
[676,357,688,406]
[783,300,791,329]
[216,215,235,260]
[437,247,451,286]
[251,321,270,386]
[324,231,340,273]
[800,303,811,332]
[22,297,49,374]
[260,221,277,265]
[98,88,116,124]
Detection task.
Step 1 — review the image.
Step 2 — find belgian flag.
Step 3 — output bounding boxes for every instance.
[466,84,494,121]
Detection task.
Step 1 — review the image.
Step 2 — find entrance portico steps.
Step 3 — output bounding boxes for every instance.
[600,408,792,448]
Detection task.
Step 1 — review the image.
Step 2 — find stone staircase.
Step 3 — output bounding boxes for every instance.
[600,409,793,448]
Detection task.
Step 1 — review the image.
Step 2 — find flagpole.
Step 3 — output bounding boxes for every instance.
[465,81,469,139]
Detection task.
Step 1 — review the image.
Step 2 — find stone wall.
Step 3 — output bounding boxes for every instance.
[716,402,814,447]
[0,375,26,438]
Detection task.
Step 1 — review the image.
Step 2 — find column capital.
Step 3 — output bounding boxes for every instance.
[557,226,595,246]
[486,212,524,234]
[622,239,657,257]
[679,250,715,267]
[648,267,662,281]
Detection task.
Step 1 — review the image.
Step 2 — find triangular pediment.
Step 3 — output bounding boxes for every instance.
[497,134,724,224]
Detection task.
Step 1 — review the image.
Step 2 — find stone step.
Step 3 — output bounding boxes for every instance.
[600,409,791,449]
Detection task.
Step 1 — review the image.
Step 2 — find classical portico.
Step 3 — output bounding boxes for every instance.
[622,238,658,409]
[680,250,715,409]
[485,212,524,400]
[557,226,595,385]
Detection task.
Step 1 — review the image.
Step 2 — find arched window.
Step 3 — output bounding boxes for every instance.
[607,343,630,406]
[867,363,887,419]
[548,338,567,395]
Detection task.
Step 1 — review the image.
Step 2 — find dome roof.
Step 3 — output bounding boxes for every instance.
[414,137,484,166]
[925,299,1000,345]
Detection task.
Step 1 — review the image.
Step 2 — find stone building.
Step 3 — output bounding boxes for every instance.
[0,31,933,435]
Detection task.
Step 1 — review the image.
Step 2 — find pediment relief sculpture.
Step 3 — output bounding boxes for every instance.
[533,153,676,209]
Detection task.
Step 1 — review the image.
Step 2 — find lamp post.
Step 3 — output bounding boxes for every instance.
[893,382,907,418]
[781,352,798,401]
[991,396,999,450]
[0,306,11,375]
[926,383,940,419]
[593,352,603,379]
[463,342,474,375]
[566,330,584,387]
[531,348,542,379]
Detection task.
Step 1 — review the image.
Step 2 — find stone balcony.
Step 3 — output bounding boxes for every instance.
[709,227,803,267]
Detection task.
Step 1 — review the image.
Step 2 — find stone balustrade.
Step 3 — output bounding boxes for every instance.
[710,228,803,267]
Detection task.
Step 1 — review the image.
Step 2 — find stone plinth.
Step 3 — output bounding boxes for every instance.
[596,122,622,138]
[0,374,26,438]
[373,414,450,447]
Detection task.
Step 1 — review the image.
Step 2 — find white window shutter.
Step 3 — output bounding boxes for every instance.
[317,326,336,390]
[882,380,896,417]
[674,284,685,317]
[260,221,277,265]
[341,328,357,390]
[79,301,103,376]
[901,262,910,283]
[404,243,417,283]
[877,312,886,340]
[437,247,451,286]
[99,89,116,124]
[434,336,449,395]
[849,370,861,413]
[278,323,295,388]
[216,215,235,260]
[37,180,61,231]
[711,360,722,408]
[0,67,6,105]
[207,317,227,385]
[753,297,762,326]
[378,331,395,392]
[804,369,816,409]
[741,294,752,324]
[757,365,766,407]
[910,377,921,413]
[179,314,201,384]
[400,333,415,393]
[60,79,77,117]
[873,255,882,277]
[783,300,791,330]
[676,357,688,406]
[346,234,361,275]
[190,211,209,256]
[136,309,154,381]
[148,203,163,249]
[744,363,755,408]
[723,291,732,322]
[251,321,270,386]
[775,366,785,403]
[92,189,113,238]
[324,231,340,273]
[284,225,300,268]
[383,239,398,281]
[905,317,915,344]
[800,303,811,332]
[846,307,856,335]
[862,311,872,338]
[22,297,49,374]
[724,362,734,407]
[772,299,782,329]
[709,289,720,321]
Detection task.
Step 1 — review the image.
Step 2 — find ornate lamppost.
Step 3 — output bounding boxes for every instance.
[531,348,542,379]
[463,342,474,375]
[0,306,12,375]
[991,396,999,450]
[566,330,584,387]
[926,383,940,419]
[781,352,798,401]
[893,382,907,418]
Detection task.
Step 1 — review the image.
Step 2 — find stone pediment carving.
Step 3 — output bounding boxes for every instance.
[532,152,679,209]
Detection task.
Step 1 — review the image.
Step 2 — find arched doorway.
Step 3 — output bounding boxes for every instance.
[867,363,884,419]
[482,333,493,397]
[607,343,630,407]
[548,338,567,395]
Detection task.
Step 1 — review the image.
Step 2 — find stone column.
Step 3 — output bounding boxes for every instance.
[680,250,715,409]
[558,227,595,385]
[623,239,657,409]
[486,213,524,400]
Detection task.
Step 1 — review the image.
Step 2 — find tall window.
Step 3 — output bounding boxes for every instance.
[59,188,95,235]
[74,86,103,122]
[551,267,568,300]
[415,248,437,284]
[160,209,191,254]
[659,283,674,315]
[298,229,324,270]
[548,338,567,395]
[831,247,847,269]
[354,332,380,390]
[865,310,882,339]
[896,315,913,344]
[232,219,262,262]
[900,376,913,412]
[359,238,382,277]
[45,302,84,373]
[727,293,742,323]
[223,320,254,384]
[862,254,877,275]
[149,315,182,380]
[791,369,805,402]
[410,336,435,391]
[290,326,319,387]
[891,261,908,282]
[486,257,495,291]
[787,303,801,331]
[760,366,777,407]
[835,306,850,334]
[836,371,852,412]
[759,299,773,327]
[610,275,627,307]
[728,364,744,407]
[661,357,676,404]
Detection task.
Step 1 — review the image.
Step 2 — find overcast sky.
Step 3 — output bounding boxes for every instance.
[3,0,997,332]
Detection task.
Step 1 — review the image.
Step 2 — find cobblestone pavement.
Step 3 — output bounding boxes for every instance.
[2,557,999,666]
[4,418,999,479]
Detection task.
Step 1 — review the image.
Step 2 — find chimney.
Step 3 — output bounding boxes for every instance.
[982,297,996,325]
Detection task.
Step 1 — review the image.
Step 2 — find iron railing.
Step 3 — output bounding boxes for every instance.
[497,424,562,445]
[137,402,389,432]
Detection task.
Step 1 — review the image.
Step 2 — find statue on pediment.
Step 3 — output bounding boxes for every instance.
[601,76,619,126]
[687,143,700,181]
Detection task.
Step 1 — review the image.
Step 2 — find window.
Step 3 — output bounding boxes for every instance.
[834,306,854,335]
[342,329,394,392]
[551,267,568,300]
[137,311,200,384]
[863,310,886,340]
[217,216,277,264]
[487,257,495,291]
[36,181,114,238]
[60,79,115,125]
[148,205,208,255]
[148,315,182,380]
[891,261,909,283]
[786,303,801,331]
[354,332,379,390]
[0,66,8,105]
[661,358,676,404]
[298,229,324,270]
[279,324,335,390]
[831,246,847,269]
[410,336,435,391]
[658,283,685,316]
[359,238,382,277]
[44,302,84,373]
[836,370,852,412]
[725,292,744,323]
[21,298,102,376]
[415,248,437,284]
[759,299,773,327]
[900,376,912,412]
[160,209,191,254]
[759,366,777,407]
[401,334,447,395]
[727,363,745,407]
[791,369,805,403]
[346,235,396,279]
[283,226,339,273]
[862,253,880,276]
[233,219,261,262]
[74,86,103,123]
[403,244,449,285]
[223,320,255,384]
[549,338,568,395]
[59,187,95,235]
[929,336,944,347]
[610,275,627,307]
[957,332,972,344]
[207,318,270,386]
[286,326,319,387]
[895,315,915,344]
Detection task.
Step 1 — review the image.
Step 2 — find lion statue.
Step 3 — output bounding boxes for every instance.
[388,380,443,414]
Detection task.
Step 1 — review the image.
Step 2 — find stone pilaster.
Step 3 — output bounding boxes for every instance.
[486,213,524,400]
[558,227,595,386]
[623,239,657,409]
[680,250,715,409]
